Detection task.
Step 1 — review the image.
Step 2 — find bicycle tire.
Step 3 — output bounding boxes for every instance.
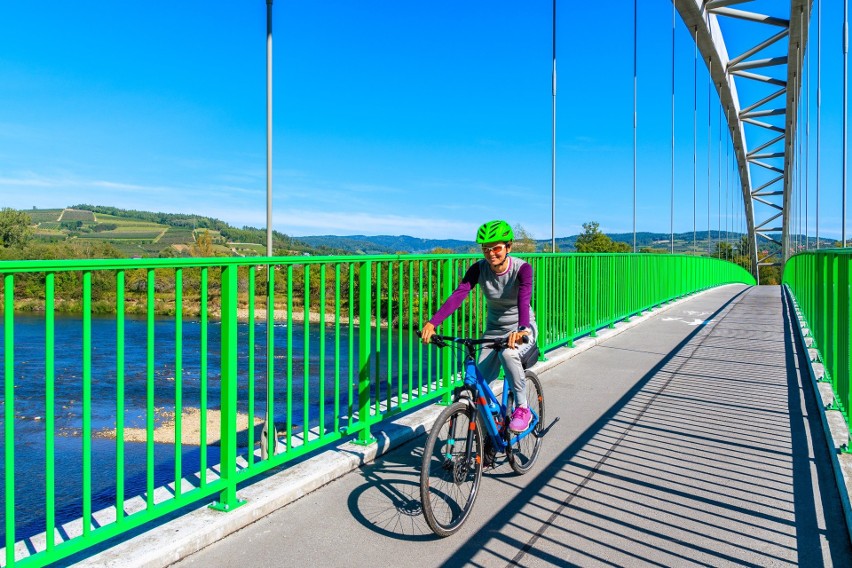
[420,401,483,537]
[508,370,545,475]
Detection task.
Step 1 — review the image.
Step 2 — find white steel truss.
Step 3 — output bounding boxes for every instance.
[676,0,812,278]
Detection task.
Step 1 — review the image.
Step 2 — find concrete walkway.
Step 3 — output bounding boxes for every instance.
[97,285,852,567]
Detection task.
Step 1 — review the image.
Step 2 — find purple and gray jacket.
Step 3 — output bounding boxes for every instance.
[428,256,536,335]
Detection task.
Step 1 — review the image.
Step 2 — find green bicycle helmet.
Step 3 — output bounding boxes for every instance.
[476,220,514,244]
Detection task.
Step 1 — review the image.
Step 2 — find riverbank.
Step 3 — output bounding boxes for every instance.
[6,298,354,324]
[3,301,424,327]
[92,407,292,447]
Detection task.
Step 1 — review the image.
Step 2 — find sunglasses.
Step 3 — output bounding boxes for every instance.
[481,244,507,254]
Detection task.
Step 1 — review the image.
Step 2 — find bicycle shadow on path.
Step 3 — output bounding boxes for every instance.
[345,414,564,542]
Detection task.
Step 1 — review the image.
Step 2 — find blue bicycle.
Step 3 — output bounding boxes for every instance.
[419,333,545,537]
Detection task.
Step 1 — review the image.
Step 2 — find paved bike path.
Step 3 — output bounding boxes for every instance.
[108,285,852,566]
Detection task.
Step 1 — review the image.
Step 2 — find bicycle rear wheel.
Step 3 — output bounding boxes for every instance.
[508,370,545,475]
[420,401,483,537]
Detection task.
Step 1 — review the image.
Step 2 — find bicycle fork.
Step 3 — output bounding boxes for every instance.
[445,408,480,479]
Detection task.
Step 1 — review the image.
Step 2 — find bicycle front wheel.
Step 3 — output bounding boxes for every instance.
[420,401,483,537]
[508,369,545,475]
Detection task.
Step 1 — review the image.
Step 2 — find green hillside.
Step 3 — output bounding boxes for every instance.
[18,205,336,258]
[12,206,833,260]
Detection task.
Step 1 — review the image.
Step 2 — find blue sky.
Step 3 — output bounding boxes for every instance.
[0,1,848,241]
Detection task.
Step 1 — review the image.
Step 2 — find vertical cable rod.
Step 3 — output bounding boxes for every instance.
[807,18,811,250]
[707,59,722,255]
[796,36,805,252]
[266,0,273,257]
[718,100,722,257]
[708,60,719,255]
[551,0,557,253]
[671,0,676,254]
[633,0,638,253]
[817,0,822,249]
[693,25,698,254]
[845,0,849,246]
[796,36,801,254]
[719,112,731,260]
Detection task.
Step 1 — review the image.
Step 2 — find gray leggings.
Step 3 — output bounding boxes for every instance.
[477,327,537,407]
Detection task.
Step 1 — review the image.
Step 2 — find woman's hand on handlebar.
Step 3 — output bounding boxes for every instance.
[419,322,436,345]
[507,330,530,349]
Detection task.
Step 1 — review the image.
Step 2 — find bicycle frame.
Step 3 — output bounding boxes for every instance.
[459,347,540,453]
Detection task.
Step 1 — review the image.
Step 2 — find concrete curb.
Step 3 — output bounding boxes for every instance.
[80,287,727,568]
[783,285,852,547]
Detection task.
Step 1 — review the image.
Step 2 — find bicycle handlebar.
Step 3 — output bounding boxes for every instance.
[416,330,529,350]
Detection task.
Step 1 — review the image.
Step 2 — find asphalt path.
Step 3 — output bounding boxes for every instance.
[173,285,852,567]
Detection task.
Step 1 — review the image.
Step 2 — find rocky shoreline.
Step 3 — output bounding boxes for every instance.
[93,407,293,448]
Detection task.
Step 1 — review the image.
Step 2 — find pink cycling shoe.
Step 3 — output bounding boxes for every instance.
[509,406,532,432]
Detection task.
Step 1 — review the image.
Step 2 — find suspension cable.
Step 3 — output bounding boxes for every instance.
[797,34,802,254]
[817,0,821,249]
[671,0,676,254]
[716,97,728,257]
[844,0,849,247]
[707,68,722,260]
[740,164,744,261]
[551,0,556,254]
[633,0,637,253]
[704,26,713,256]
[725,112,730,260]
[708,56,712,255]
[806,18,810,251]
[693,25,698,255]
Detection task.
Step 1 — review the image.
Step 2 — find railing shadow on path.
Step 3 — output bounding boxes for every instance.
[344,286,852,567]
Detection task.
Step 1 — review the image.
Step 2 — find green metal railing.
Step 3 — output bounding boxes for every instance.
[0,252,753,566]
[783,249,852,435]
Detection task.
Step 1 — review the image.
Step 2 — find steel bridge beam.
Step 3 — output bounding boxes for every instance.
[675,0,812,280]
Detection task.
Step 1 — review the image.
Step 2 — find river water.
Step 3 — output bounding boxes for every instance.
[0,313,423,543]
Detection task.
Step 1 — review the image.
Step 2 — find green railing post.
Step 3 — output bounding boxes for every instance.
[115,271,125,521]
[355,261,376,445]
[210,264,245,512]
[608,256,616,328]
[567,255,575,347]
[4,274,15,568]
[82,272,92,536]
[46,273,56,548]
[590,255,599,337]
[441,258,455,405]
[267,265,276,457]
[533,257,549,359]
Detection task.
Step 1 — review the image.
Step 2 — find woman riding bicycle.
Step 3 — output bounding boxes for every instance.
[420,219,538,433]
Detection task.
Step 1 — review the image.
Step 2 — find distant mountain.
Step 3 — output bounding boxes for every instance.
[24,205,831,258]
[297,231,756,254]
[294,235,476,254]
